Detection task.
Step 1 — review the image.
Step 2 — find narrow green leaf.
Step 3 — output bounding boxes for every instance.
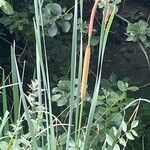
[128,86,139,92]
[131,130,138,137]
[122,120,127,133]
[119,137,126,147]
[113,144,120,150]
[106,134,113,146]
[0,111,9,137]
[126,132,134,140]
[131,120,139,128]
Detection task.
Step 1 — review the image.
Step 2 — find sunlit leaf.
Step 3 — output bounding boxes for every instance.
[119,137,126,147]
[1,0,14,15]
[126,132,134,140]
[131,120,139,128]
[131,130,138,137]
[106,134,113,146]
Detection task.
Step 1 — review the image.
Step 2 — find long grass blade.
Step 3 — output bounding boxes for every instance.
[75,0,84,145]
[11,48,20,122]
[11,43,38,149]
[66,0,78,149]
[0,111,9,137]
[139,42,150,72]
[1,69,9,133]
[34,0,56,149]
[83,1,116,149]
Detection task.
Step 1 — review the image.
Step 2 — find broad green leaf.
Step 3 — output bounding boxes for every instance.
[52,94,62,102]
[52,87,63,94]
[126,132,134,140]
[106,134,113,146]
[63,13,73,20]
[0,0,5,7]
[139,35,147,42]
[117,81,128,92]
[131,120,139,128]
[1,0,14,15]
[91,36,99,46]
[50,3,62,14]
[108,113,123,126]
[112,0,121,5]
[59,21,71,33]
[126,36,133,41]
[112,127,118,136]
[48,23,58,37]
[131,130,138,137]
[57,95,69,106]
[119,137,126,147]
[0,141,8,150]
[57,80,70,91]
[113,144,120,150]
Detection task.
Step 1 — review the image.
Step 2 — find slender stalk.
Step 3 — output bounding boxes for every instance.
[1,69,9,134]
[66,0,78,149]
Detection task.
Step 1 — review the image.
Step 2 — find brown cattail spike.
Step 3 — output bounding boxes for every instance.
[80,45,91,100]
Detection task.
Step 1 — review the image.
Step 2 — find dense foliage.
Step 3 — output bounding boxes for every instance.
[0,0,150,150]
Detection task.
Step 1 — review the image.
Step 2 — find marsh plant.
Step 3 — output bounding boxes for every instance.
[0,0,150,150]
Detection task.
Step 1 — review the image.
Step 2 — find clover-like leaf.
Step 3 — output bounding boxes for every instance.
[59,21,71,33]
[117,81,128,92]
[49,3,62,15]
[63,13,73,20]
[48,23,58,37]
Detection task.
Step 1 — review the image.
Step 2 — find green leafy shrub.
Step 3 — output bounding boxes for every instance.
[0,1,73,40]
[43,3,73,37]
[50,74,140,149]
[0,0,150,150]
[126,20,150,48]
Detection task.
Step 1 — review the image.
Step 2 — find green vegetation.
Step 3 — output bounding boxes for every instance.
[0,0,150,150]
